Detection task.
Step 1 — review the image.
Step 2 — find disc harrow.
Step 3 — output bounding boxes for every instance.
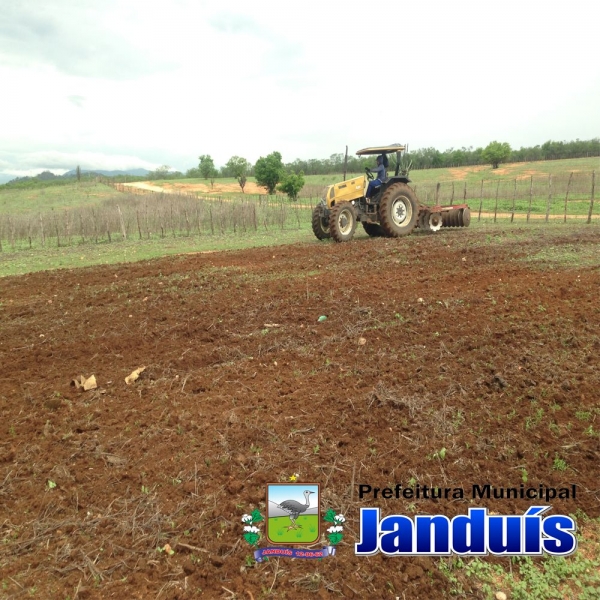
[441,207,471,228]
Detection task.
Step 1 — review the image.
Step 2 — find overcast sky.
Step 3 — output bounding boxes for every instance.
[0,0,598,182]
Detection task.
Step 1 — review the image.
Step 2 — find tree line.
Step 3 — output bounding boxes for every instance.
[149,137,600,182]
[4,137,598,195]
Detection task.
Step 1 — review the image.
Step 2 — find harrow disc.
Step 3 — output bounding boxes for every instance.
[459,207,471,227]
[442,209,461,228]
[428,212,443,232]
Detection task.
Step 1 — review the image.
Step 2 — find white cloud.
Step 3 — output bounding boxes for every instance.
[0,0,598,181]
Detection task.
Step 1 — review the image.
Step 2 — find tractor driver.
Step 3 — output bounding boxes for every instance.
[365,155,386,201]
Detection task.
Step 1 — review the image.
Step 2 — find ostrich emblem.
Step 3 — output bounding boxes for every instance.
[271,489,314,530]
[266,483,320,544]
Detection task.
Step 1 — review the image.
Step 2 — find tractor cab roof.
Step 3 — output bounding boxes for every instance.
[356,144,405,156]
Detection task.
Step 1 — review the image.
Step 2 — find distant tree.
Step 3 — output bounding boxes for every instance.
[76,165,81,182]
[277,171,305,201]
[451,149,467,166]
[186,167,201,178]
[209,166,218,189]
[482,141,512,169]
[254,151,283,194]
[198,155,216,180]
[226,156,251,193]
[148,165,171,180]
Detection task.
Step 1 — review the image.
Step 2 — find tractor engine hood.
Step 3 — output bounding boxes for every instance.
[323,175,366,208]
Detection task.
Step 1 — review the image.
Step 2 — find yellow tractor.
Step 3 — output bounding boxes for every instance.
[311,144,470,242]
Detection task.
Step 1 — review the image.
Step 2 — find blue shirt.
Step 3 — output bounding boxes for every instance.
[371,163,386,182]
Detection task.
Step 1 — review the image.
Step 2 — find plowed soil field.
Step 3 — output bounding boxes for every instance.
[1,226,599,599]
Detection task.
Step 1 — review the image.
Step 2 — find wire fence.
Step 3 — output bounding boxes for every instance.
[0,192,313,252]
[0,171,596,252]
[413,171,597,223]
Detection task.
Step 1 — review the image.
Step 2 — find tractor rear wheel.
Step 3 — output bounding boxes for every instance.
[379,183,419,237]
[311,205,331,240]
[329,202,357,243]
[362,222,384,237]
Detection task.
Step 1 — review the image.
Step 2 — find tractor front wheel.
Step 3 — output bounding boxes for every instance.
[329,202,357,243]
[379,183,419,237]
[311,205,331,240]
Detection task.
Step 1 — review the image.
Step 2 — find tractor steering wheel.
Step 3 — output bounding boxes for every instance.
[365,166,374,181]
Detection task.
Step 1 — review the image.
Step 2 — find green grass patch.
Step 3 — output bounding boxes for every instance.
[266,515,320,544]
[0,226,317,277]
[407,156,600,186]
[0,181,117,214]
[521,243,600,269]
[439,518,600,599]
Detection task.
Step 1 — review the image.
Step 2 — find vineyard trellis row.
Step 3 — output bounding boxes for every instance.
[0,192,310,251]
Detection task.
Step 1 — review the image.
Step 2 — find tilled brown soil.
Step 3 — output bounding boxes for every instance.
[1,227,599,599]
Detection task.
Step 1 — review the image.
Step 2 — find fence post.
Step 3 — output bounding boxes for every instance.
[117,205,127,240]
[65,210,72,246]
[563,172,573,223]
[493,181,500,223]
[91,208,98,243]
[545,174,552,223]
[39,213,46,247]
[478,179,483,221]
[527,176,533,223]
[510,179,517,223]
[587,170,596,224]
[79,213,86,245]
[54,215,60,247]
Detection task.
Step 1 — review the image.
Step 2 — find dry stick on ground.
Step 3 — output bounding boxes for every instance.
[176,542,209,554]
[348,461,356,503]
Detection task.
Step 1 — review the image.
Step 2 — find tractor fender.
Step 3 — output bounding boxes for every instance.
[385,176,411,186]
